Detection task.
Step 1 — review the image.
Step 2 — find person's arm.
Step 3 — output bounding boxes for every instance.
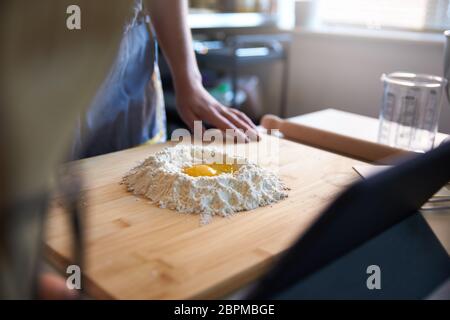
[146,0,258,141]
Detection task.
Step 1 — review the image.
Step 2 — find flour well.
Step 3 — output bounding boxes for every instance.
[122,145,288,223]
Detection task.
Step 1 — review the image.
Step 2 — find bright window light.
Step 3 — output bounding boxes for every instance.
[316,0,450,32]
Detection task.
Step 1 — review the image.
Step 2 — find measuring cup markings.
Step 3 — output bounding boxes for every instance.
[378,91,396,143]
[423,90,438,131]
[395,91,419,148]
[378,72,446,152]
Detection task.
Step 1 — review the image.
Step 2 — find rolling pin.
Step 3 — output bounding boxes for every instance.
[261,114,413,164]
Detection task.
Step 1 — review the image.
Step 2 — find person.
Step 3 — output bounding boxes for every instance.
[73,0,258,159]
[39,0,258,298]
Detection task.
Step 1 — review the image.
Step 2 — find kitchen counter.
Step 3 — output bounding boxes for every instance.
[287,108,450,254]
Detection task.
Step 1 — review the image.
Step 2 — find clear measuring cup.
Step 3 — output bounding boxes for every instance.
[378,72,447,152]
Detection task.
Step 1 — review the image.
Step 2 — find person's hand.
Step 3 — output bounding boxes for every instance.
[38,273,79,300]
[175,81,259,142]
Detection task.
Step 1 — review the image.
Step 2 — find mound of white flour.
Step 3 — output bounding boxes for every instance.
[122,145,288,223]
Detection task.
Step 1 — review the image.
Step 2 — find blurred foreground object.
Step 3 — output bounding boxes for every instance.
[0,0,132,299]
[250,140,450,299]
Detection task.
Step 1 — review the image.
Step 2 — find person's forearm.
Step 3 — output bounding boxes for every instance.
[146,0,201,92]
[146,0,258,136]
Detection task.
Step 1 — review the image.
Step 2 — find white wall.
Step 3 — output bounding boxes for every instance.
[285,29,450,133]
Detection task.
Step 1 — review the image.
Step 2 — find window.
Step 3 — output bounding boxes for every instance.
[316,0,450,32]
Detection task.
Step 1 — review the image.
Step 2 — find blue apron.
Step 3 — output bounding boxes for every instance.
[72,3,166,159]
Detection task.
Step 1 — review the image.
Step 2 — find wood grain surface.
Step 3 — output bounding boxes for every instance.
[45,135,365,299]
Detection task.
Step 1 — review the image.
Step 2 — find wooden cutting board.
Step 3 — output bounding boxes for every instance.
[45,135,365,299]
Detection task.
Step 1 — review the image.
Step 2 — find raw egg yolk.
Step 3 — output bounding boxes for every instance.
[183,163,239,177]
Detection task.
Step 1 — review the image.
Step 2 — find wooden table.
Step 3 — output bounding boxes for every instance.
[45,134,365,299]
[288,109,450,255]
[287,108,449,147]
[45,109,449,299]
